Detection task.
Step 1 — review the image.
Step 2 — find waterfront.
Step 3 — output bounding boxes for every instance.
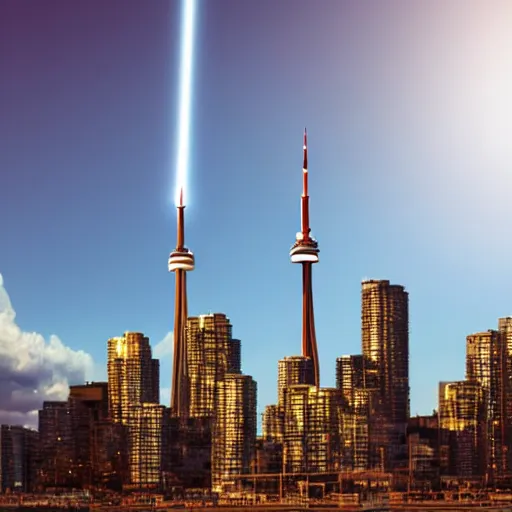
[1,504,512,512]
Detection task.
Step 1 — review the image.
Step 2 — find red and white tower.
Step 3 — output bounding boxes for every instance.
[168,187,195,417]
[289,130,320,387]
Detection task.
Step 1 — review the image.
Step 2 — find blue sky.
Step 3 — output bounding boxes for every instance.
[2,0,512,424]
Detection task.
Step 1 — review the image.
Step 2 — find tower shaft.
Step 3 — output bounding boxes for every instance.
[302,262,319,387]
[171,269,189,416]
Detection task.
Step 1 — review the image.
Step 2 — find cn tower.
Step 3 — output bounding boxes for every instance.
[168,187,195,417]
[289,130,320,387]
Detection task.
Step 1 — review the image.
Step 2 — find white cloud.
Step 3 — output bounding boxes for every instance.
[153,331,173,359]
[0,274,94,428]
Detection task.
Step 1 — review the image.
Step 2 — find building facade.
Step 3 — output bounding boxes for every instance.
[407,415,444,489]
[212,374,257,492]
[278,356,314,407]
[439,381,487,478]
[38,384,129,491]
[0,425,38,493]
[187,313,241,418]
[361,279,409,471]
[282,385,345,474]
[162,416,212,490]
[128,404,166,490]
[262,404,284,443]
[336,355,366,412]
[67,382,110,487]
[466,330,511,482]
[107,332,159,425]
[38,401,73,489]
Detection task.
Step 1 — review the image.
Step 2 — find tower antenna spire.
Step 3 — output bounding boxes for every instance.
[177,186,186,250]
[301,128,310,239]
[303,127,308,173]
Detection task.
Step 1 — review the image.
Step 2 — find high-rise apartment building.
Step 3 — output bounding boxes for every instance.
[336,355,367,412]
[278,356,314,406]
[262,404,284,443]
[261,356,314,447]
[90,420,128,490]
[212,374,257,493]
[498,317,512,476]
[407,415,444,488]
[439,381,487,478]
[335,356,369,470]
[38,384,129,490]
[362,279,409,424]
[162,416,212,489]
[341,410,369,471]
[128,403,167,489]
[282,385,345,474]
[68,382,110,487]
[336,355,363,393]
[361,279,409,471]
[107,333,160,489]
[107,332,159,424]
[38,401,72,488]
[69,382,109,416]
[255,437,283,475]
[0,425,38,493]
[466,330,511,481]
[187,313,241,418]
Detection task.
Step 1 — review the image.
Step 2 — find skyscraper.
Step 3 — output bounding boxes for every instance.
[129,403,167,489]
[107,332,159,425]
[187,313,241,418]
[277,355,314,406]
[341,410,369,472]
[107,333,164,490]
[38,401,72,488]
[0,425,38,493]
[68,382,110,487]
[439,381,487,477]
[336,355,370,468]
[262,404,284,442]
[466,330,510,481]
[361,279,409,470]
[168,188,195,417]
[282,385,344,474]
[212,374,257,493]
[289,130,320,387]
[336,355,365,411]
[260,356,314,447]
[38,386,129,490]
[498,317,512,475]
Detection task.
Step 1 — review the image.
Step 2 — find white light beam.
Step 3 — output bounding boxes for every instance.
[175,0,197,206]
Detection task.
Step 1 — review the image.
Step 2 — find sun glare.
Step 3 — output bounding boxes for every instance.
[174,0,197,206]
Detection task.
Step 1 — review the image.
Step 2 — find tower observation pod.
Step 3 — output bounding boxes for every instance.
[169,187,195,417]
[289,130,320,387]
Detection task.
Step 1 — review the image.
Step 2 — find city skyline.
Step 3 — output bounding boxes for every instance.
[3,0,512,427]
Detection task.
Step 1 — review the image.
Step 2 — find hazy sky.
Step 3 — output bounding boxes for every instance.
[2,0,512,425]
